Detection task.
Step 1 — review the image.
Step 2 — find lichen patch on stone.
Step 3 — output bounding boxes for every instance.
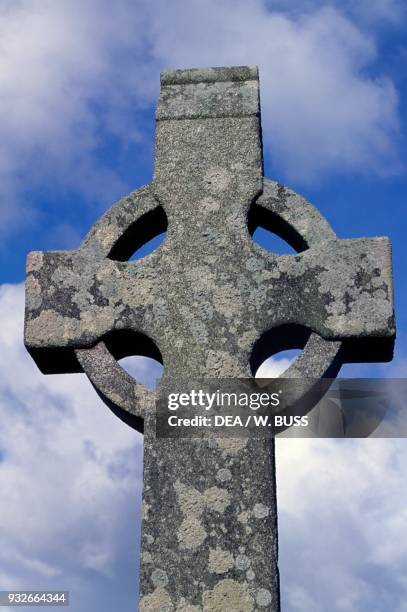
[26,251,43,273]
[202,579,253,612]
[253,503,270,519]
[178,516,207,550]
[139,587,173,612]
[208,548,234,574]
[203,486,230,513]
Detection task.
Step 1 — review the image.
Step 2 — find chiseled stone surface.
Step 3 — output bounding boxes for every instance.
[24,65,395,611]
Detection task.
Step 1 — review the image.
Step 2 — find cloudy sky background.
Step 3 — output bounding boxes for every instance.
[0,1,406,610]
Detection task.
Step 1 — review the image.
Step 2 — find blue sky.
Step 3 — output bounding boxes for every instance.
[0,1,406,611]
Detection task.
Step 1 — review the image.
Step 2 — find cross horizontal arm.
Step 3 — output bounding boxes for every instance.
[24,248,162,371]
[257,236,394,349]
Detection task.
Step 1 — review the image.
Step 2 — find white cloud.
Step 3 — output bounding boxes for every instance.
[0,1,146,231]
[255,354,297,377]
[119,355,163,390]
[0,283,144,609]
[1,282,407,610]
[0,1,402,235]
[277,437,407,611]
[147,2,401,181]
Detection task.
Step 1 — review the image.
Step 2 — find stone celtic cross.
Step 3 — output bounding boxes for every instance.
[25,66,395,611]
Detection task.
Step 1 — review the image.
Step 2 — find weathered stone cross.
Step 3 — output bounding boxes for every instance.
[25,66,395,611]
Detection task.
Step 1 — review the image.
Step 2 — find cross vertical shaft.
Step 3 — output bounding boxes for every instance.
[139,66,280,611]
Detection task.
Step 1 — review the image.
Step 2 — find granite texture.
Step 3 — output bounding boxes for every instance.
[24,65,395,612]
